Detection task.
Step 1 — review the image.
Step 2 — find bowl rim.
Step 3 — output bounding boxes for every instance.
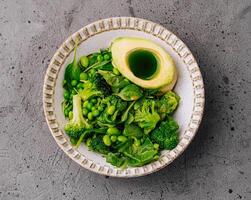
[43,16,205,178]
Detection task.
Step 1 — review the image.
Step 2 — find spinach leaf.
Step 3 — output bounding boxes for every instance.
[116,84,143,101]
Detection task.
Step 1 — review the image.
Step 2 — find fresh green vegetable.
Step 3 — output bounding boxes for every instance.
[88,135,109,154]
[116,84,143,101]
[103,135,111,146]
[156,91,180,119]
[64,95,91,139]
[107,127,120,135]
[64,45,81,89]
[62,46,180,168]
[123,124,143,139]
[98,70,130,91]
[80,72,88,80]
[134,99,160,134]
[151,117,179,150]
[123,138,158,167]
[78,81,102,101]
[80,56,89,68]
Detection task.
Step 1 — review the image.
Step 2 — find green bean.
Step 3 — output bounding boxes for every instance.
[80,56,89,68]
[110,135,117,142]
[117,136,127,143]
[107,127,120,135]
[103,135,111,146]
[87,112,93,120]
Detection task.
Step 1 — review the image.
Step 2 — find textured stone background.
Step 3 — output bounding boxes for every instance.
[0,0,250,199]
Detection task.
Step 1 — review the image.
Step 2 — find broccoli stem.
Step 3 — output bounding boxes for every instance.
[75,133,85,148]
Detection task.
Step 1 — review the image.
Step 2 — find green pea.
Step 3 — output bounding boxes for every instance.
[82,108,88,116]
[77,82,84,89]
[103,135,111,146]
[110,135,117,142]
[91,107,96,111]
[107,127,120,135]
[83,101,89,108]
[113,68,120,75]
[103,54,110,61]
[97,55,103,62]
[64,90,70,99]
[89,69,96,75]
[87,112,93,120]
[80,56,89,68]
[71,80,78,86]
[91,98,97,104]
[154,143,159,150]
[107,105,115,115]
[98,106,103,112]
[92,109,100,117]
[86,102,93,111]
[117,136,127,143]
[68,111,73,120]
[80,72,88,80]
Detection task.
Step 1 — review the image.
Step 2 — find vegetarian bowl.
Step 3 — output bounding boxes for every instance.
[43,17,204,177]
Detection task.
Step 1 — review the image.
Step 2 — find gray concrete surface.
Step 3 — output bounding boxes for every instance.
[0,0,250,199]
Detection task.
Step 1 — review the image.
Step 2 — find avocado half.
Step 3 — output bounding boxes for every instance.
[111,37,177,92]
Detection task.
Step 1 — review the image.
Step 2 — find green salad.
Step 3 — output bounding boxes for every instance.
[62,42,180,168]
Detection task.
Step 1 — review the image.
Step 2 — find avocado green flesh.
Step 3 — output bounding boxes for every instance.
[128,50,158,80]
[111,37,177,89]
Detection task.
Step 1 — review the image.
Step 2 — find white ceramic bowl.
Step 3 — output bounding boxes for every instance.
[43,17,204,177]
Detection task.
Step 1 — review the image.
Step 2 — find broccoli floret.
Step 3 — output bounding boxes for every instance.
[134,99,160,134]
[64,94,91,139]
[150,117,179,150]
[88,135,109,154]
[93,74,112,96]
[78,81,102,101]
[156,91,180,119]
[97,95,127,125]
